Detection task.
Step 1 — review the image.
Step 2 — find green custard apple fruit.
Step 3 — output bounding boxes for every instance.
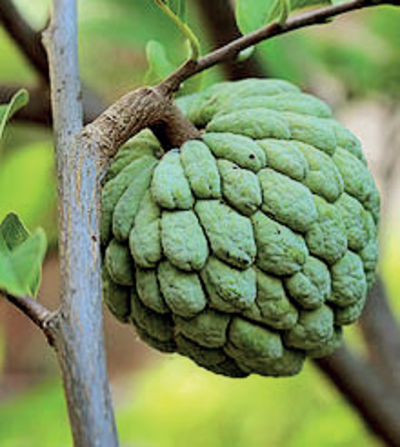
[101,78,380,378]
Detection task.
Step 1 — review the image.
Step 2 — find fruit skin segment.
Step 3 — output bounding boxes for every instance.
[101,78,380,378]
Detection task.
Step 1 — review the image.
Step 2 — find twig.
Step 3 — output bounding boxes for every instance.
[42,0,118,445]
[159,0,392,95]
[0,0,49,81]
[2,293,55,344]
[315,346,400,447]
[193,0,267,79]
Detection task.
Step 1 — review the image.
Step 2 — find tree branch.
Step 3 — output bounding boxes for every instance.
[359,277,400,386]
[159,0,393,95]
[315,346,400,447]
[42,0,118,445]
[193,0,267,79]
[2,293,55,344]
[0,1,106,125]
[83,87,200,173]
[0,0,49,81]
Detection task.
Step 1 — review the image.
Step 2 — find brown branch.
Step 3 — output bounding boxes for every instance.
[359,277,400,386]
[159,0,392,95]
[0,0,49,81]
[315,346,400,447]
[0,84,105,126]
[83,87,200,173]
[193,0,267,79]
[2,293,55,344]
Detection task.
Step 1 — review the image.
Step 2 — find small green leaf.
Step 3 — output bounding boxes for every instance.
[276,0,291,25]
[154,0,200,60]
[236,0,268,36]
[0,213,47,298]
[145,40,176,85]
[0,142,57,237]
[236,0,332,34]
[0,89,29,142]
[237,46,256,63]
[269,0,332,24]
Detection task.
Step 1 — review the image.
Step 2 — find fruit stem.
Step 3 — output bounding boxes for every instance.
[83,86,200,174]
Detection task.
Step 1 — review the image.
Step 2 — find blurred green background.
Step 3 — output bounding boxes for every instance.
[0,0,399,446]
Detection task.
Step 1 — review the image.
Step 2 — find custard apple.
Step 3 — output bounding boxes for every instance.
[101,78,380,378]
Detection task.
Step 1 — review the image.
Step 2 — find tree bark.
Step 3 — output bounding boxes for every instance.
[42,1,118,445]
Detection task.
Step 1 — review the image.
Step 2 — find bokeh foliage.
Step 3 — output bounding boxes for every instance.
[0,358,377,447]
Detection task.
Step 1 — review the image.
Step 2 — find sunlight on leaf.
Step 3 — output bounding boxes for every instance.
[145,40,176,85]
[0,142,57,240]
[0,213,47,298]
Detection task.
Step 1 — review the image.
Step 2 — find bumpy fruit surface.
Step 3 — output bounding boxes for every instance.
[101,78,380,378]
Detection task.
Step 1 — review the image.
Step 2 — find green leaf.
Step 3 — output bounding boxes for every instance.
[154,0,200,60]
[276,0,291,25]
[144,38,204,94]
[145,40,176,85]
[237,46,256,63]
[271,0,332,24]
[236,0,332,34]
[0,142,57,243]
[0,89,29,142]
[0,213,47,298]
